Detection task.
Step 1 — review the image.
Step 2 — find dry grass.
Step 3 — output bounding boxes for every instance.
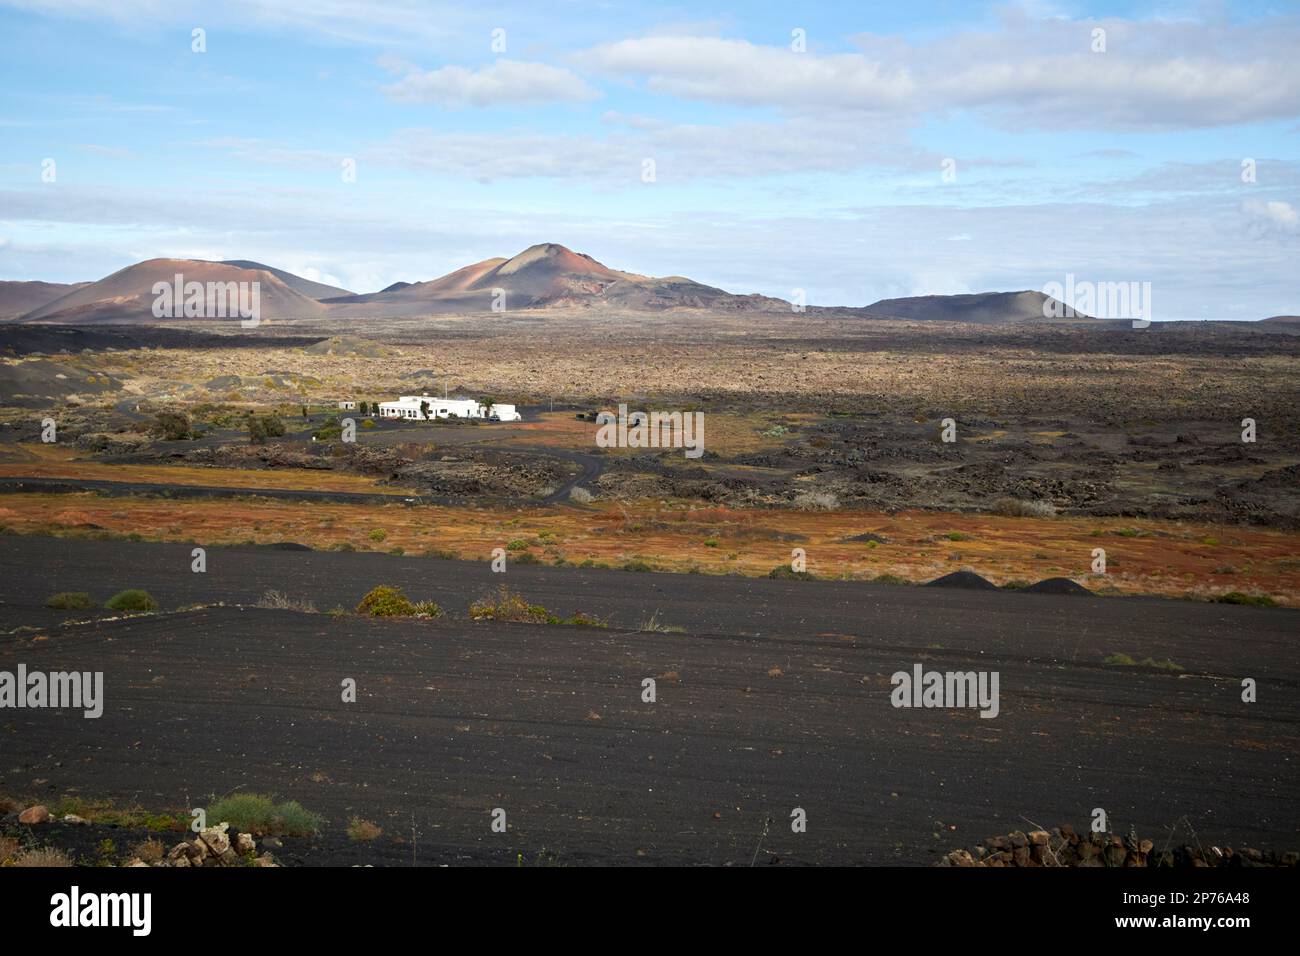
[0,445,423,496]
[130,838,166,863]
[346,817,383,841]
[255,589,318,613]
[9,846,73,867]
[2,493,1297,605]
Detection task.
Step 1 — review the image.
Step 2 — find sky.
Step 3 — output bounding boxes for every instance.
[0,0,1297,319]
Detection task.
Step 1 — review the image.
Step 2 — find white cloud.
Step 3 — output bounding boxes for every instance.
[1242,199,1299,235]
[583,14,1300,130]
[582,36,915,111]
[382,59,599,108]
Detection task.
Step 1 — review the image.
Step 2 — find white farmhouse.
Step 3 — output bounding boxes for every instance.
[377,395,522,422]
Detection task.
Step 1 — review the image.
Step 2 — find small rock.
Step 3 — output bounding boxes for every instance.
[234,832,256,854]
[18,805,50,824]
[199,826,231,856]
[62,814,89,825]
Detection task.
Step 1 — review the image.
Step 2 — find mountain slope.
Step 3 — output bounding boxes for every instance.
[862,290,1093,324]
[219,260,352,300]
[0,281,91,321]
[21,259,327,323]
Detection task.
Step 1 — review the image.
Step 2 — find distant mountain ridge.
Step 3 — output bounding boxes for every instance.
[9,244,1277,325]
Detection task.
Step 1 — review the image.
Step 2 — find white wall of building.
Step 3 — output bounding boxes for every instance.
[377,396,521,422]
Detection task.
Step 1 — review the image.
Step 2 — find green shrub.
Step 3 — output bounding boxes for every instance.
[246,413,283,444]
[469,586,551,623]
[47,591,94,610]
[369,528,387,543]
[412,600,443,617]
[1215,591,1277,607]
[767,566,814,580]
[356,585,416,617]
[105,589,158,612]
[206,793,323,836]
[151,410,196,441]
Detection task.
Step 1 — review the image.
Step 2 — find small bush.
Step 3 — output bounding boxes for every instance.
[151,410,196,441]
[873,573,908,585]
[622,559,654,572]
[206,793,323,836]
[638,611,685,633]
[105,589,158,612]
[1215,591,1277,607]
[369,528,387,543]
[469,586,551,623]
[560,611,606,627]
[506,538,529,551]
[569,486,593,503]
[412,600,444,618]
[992,497,1057,518]
[793,489,839,511]
[9,847,73,867]
[246,413,285,444]
[347,817,383,841]
[255,589,317,613]
[46,591,94,610]
[131,838,165,863]
[356,585,416,617]
[768,566,815,580]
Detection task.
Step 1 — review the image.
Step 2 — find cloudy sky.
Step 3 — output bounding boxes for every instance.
[0,0,1297,318]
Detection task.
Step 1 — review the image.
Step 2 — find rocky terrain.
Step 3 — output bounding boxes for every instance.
[940,824,1298,868]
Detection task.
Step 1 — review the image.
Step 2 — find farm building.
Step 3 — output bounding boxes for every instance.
[377,395,522,422]
[338,401,357,410]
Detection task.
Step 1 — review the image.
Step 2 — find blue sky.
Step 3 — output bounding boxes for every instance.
[0,0,1297,318]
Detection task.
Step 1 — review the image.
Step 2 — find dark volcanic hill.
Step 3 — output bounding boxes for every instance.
[862,290,1091,324]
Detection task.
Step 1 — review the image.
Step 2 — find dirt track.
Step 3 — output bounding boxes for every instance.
[1,537,1296,864]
